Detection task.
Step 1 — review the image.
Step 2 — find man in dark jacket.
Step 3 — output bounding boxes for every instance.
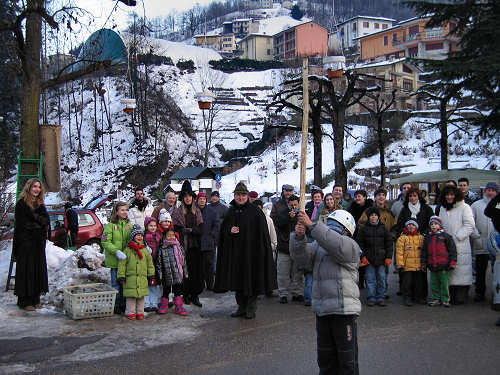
[270,184,294,221]
[64,202,79,247]
[209,191,228,223]
[273,194,303,304]
[214,182,277,319]
[197,192,219,290]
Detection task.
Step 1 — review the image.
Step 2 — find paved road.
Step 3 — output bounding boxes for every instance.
[3,272,500,375]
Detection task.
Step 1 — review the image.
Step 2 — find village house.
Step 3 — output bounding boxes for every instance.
[273,21,328,61]
[243,0,273,9]
[169,167,218,196]
[335,16,396,50]
[237,33,274,60]
[357,15,460,62]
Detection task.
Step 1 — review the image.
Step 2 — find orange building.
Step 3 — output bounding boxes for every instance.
[358,16,460,62]
[273,21,328,60]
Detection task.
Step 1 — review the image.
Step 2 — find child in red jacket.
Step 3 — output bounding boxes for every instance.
[421,216,457,307]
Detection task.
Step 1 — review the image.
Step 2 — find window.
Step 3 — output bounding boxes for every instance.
[50,214,65,230]
[353,22,357,31]
[382,24,388,29]
[403,79,413,91]
[409,25,419,37]
[425,42,444,51]
[363,21,369,28]
[267,49,271,55]
[402,64,413,74]
[392,33,398,42]
[384,35,388,46]
[408,46,418,56]
[78,213,96,227]
[375,23,380,29]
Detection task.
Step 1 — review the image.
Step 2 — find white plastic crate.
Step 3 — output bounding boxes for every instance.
[64,283,118,320]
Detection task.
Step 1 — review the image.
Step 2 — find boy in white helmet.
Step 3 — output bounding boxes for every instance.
[291,210,361,375]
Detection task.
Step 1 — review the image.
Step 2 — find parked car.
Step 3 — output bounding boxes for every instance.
[48,195,110,250]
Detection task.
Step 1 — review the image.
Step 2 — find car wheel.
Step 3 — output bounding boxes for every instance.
[87,239,103,253]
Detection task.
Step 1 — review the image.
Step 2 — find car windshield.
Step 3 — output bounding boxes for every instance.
[84,195,109,210]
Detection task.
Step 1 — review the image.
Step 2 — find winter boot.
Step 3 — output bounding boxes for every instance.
[126,313,136,320]
[157,297,169,314]
[174,296,188,316]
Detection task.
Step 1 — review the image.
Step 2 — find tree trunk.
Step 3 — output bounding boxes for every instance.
[312,118,323,186]
[20,0,43,163]
[440,100,448,170]
[333,108,347,192]
[377,117,386,187]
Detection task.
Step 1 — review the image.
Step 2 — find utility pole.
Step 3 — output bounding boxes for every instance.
[299,57,309,211]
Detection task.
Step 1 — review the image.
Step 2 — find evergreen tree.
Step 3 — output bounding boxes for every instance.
[291,5,304,20]
[406,0,500,134]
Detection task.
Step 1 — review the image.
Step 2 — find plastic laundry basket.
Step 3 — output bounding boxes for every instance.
[64,283,118,320]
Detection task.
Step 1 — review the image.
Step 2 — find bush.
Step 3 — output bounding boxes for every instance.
[209,58,285,72]
[176,59,195,70]
[137,54,173,66]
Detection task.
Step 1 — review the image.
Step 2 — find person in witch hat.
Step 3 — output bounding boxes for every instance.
[214,181,277,319]
[171,180,204,307]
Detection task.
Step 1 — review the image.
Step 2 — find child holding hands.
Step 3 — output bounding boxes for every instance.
[421,216,457,307]
[396,219,425,306]
[117,225,155,320]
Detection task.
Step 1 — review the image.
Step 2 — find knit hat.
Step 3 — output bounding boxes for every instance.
[129,224,144,242]
[365,206,380,219]
[485,182,499,192]
[374,188,387,197]
[179,180,196,201]
[233,181,249,194]
[211,191,220,197]
[405,219,419,229]
[144,216,157,229]
[159,208,172,223]
[429,216,443,228]
[197,191,208,201]
[249,191,258,198]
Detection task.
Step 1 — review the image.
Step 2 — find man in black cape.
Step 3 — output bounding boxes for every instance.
[214,181,277,319]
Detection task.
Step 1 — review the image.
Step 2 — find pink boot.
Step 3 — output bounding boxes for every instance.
[174,296,188,316]
[157,297,169,314]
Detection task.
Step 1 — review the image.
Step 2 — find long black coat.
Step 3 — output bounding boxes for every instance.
[214,200,277,296]
[13,199,50,298]
[200,205,219,251]
[273,205,297,254]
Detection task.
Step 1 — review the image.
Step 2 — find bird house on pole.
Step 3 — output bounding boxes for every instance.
[196,91,215,110]
[120,98,136,114]
[324,56,346,79]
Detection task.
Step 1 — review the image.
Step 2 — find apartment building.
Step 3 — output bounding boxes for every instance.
[244,0,273,9]
[336,16,396,50]
[358,15,460,62]
[194,33,236,52]
[273,21,328,60]
[238,34,274,61]
[232,18,260,37]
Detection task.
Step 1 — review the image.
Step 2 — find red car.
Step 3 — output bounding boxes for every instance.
[48,195,110,250]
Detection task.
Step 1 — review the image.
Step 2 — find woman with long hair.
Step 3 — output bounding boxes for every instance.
[319,193,342,224]
[13,178,50,311]
[172,181,203,307]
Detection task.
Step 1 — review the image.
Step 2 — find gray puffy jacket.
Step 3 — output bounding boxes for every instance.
[290,222,361,316]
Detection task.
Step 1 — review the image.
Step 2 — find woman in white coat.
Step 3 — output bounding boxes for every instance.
[437,185,475,304]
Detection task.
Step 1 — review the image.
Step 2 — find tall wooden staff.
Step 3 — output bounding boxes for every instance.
[299,57,309,211]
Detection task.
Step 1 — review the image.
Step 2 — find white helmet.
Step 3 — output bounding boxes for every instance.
[327,210,356,236]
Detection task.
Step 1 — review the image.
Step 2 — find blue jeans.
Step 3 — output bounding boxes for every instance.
[110,268,124,313]
[110,268,119,291]
[365,264,386,303]
[304,272,313,304]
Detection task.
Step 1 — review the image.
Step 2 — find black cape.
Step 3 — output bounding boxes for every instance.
[214,200,277,296]
[13,199,50,298]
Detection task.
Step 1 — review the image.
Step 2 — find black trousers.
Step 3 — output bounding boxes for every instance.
[401,271,426,300]
[475,254,490,297]
[202,250,215,290]
[450,285,470,304]
[184,247,204,298]
[163,283,183,298]
[17,295,40,308]
[235,292,257,314]
[358,267,365,289]
[316,314,359,375]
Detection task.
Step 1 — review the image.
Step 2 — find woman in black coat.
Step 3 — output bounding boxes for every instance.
[13,178,50,311]
[395,188,434,236]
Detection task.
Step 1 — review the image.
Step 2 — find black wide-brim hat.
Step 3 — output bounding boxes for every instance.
[179,180,197,200]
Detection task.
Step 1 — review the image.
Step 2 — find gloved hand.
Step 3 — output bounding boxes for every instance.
[385,259,392,266]
[148,277,155,286]
[360,256,369,267]
[117,277,126,285]
[421,265,426,272]
[115,250,127,260]
[146,246,152,254]
[449,260,457,270]
[182,228,193,234]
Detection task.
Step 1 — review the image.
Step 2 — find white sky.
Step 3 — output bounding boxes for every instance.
[74,0,215,31]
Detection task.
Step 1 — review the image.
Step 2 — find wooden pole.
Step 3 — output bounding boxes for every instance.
[299,57,309,211]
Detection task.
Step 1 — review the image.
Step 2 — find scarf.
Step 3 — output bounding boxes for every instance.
[403,227,419,236]
[165,238,185,279]
[128,241,145,259]
[408,201,421,218]
[311,202,321,221]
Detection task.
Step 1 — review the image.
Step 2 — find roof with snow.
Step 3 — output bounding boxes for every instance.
[336,15,397,26]
[170,167,217,181]
[238,33,273,43]
[275,21,327,36]
[391,168,500,189]
[350,57,420,70]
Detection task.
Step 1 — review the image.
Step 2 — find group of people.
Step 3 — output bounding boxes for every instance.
[11,175,500,375]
